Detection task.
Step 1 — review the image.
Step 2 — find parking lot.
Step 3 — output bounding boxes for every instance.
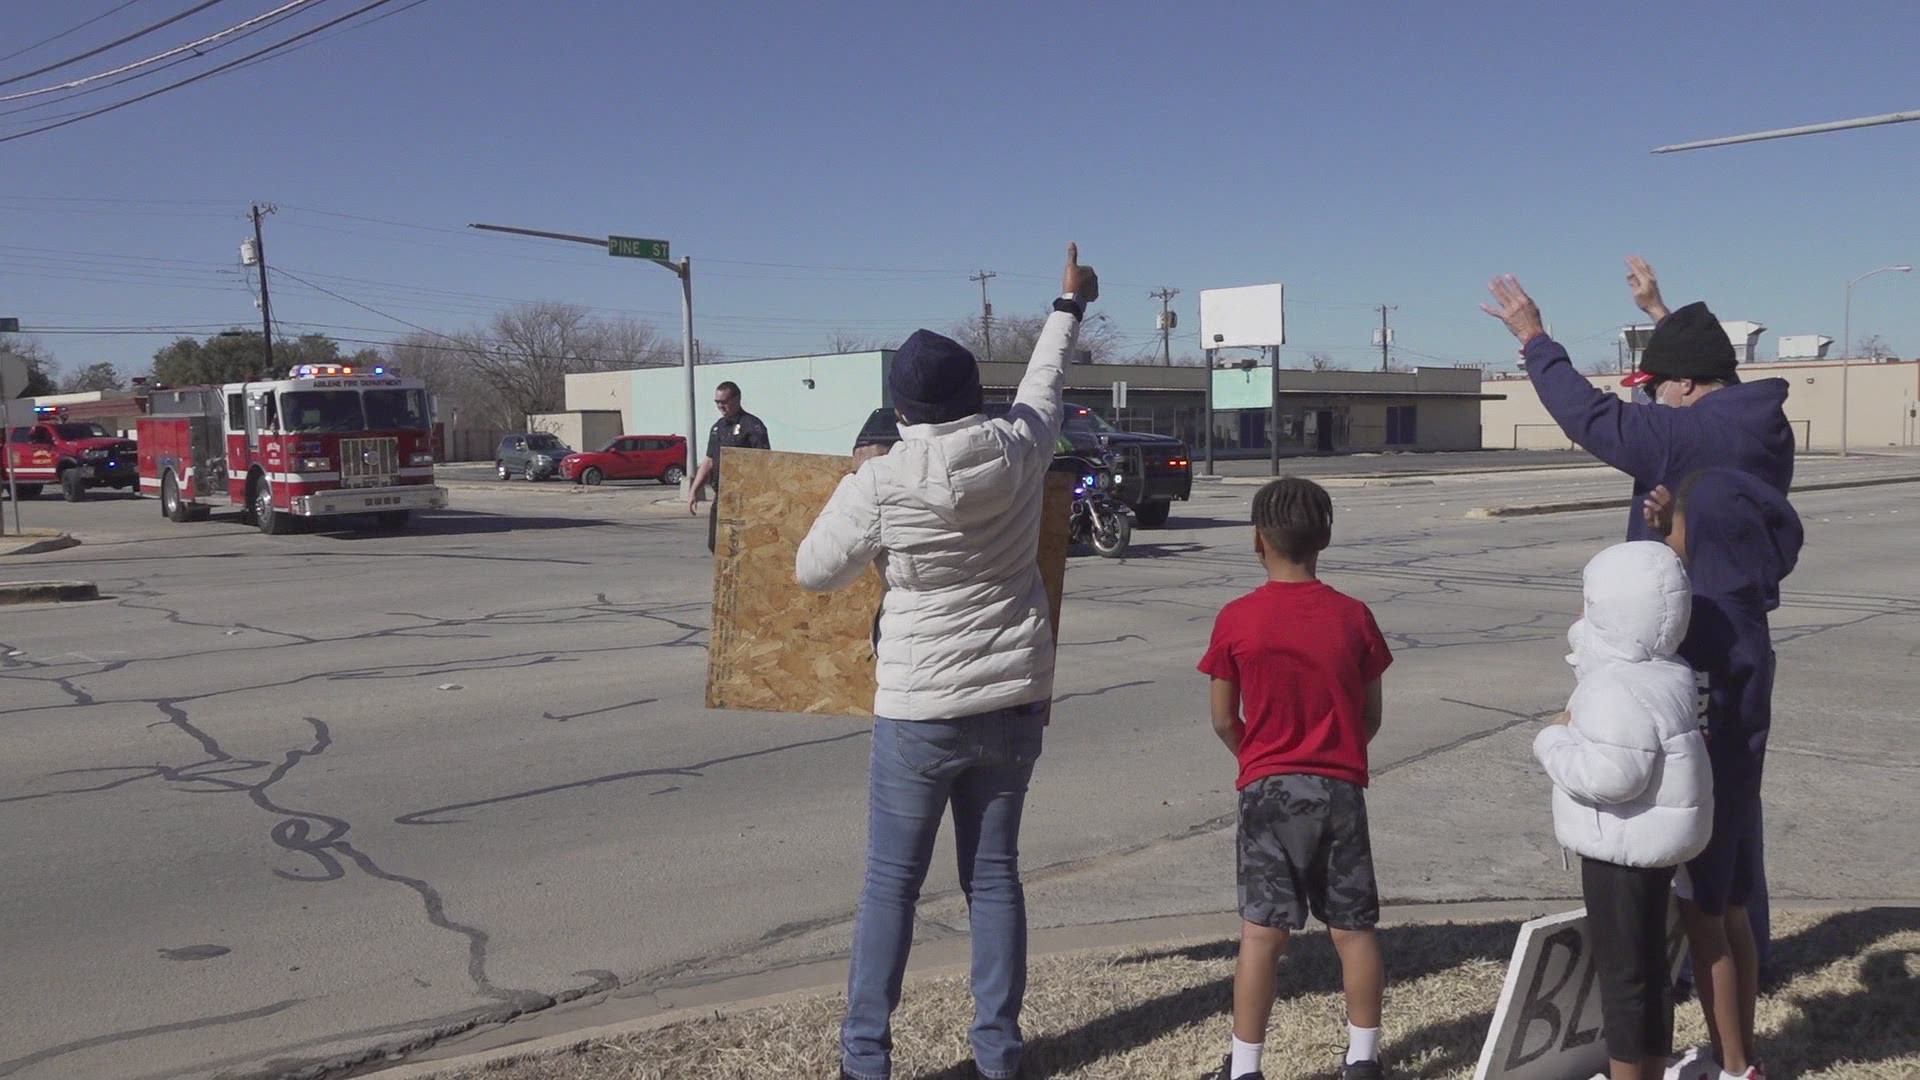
[2,460,1917,1080]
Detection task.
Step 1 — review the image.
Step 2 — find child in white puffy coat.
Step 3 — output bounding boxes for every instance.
[1534,541,1713,1080]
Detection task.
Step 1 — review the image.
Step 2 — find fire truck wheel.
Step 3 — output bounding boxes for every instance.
[61,469,87,502]
[162,473,192,523]
[376,510,412,530]
[254,480,289,536]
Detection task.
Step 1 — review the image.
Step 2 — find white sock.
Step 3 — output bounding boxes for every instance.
[1230,1036,1264,1077]
[1347,1024,1381,1064]
[1720,1071,1750,1080]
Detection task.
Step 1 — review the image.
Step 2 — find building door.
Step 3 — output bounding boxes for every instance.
[1315,410,1335,453]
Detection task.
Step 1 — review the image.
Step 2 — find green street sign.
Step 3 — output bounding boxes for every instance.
[609,236,670,261]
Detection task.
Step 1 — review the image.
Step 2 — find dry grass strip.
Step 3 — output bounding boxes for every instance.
[440,907,1919,1079]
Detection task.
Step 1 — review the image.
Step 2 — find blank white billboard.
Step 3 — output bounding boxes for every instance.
[1199,283,1286,350]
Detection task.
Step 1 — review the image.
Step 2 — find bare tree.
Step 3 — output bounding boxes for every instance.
[388,303,677,430]
[1308,352,1336,372]
[823,330,898,353]
[947,310,1134,366]
[587,315,677,369]
[1857,333,1894,360]
[0,334,59,395]
[60,362,125,393]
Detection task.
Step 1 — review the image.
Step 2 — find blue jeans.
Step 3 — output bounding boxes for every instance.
[841,705,1045,1080]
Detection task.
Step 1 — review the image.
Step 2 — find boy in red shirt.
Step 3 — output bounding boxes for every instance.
[1199,477,1394,1080]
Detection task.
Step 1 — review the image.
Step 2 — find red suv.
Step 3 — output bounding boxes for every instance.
[560,435,688,486]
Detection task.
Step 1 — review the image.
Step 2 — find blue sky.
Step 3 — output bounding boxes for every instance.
[3,0,1916,379]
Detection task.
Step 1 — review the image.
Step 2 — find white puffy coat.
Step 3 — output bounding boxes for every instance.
[1533,541,1714,869]
[795,311,1079,720]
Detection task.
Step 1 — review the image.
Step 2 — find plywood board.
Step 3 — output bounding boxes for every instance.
[707,447,1070,716]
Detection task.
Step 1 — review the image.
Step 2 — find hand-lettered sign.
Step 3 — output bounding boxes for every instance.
[1473,905,1688,1080]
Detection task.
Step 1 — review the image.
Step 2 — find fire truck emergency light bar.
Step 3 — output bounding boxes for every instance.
[289,364,389,378]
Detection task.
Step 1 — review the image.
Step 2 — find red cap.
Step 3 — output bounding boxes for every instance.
[1621,370,1655,388]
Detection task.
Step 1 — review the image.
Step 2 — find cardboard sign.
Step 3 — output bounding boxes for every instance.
[1473,904,1687,1080]
[705,447,1070,717]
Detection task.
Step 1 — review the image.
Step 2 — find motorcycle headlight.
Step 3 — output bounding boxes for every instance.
[1080,474,1097,491]
[1096,472,1114,491]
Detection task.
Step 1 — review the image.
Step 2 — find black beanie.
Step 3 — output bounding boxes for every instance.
[889,329,983,425]
[1636,301,1737,384]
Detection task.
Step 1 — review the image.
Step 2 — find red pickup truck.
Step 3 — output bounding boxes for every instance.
[4,419,140,501]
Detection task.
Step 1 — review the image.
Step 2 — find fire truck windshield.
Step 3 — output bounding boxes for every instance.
[280,391,367,434]
[363,388,430,431]
[53,423,113,439]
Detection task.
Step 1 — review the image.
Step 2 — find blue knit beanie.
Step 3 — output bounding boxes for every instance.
[889,329,983,425]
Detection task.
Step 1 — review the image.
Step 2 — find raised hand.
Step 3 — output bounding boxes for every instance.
[1642,484,1675,536]
[1626,256,1670,321]
[1480,275,1546,344]
[1063,242,1099,303]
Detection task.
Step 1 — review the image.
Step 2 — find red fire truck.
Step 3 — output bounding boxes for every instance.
[137,363,448,534]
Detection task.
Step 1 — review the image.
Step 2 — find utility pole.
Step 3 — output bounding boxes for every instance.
[1150,286,1180,366]
[1268,344,1281,478]
[1376,304,1397,373]
[970,270,997,362]
[249,204,276,374]
[1,315,19,536]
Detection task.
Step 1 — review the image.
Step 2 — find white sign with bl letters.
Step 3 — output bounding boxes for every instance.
[1473,905,1688,1080]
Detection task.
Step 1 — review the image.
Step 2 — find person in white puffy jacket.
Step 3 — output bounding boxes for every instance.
[798,245,1097,1080]
[1534,540,1713,1080]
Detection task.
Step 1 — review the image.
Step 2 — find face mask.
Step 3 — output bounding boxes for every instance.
[1632,387,1657,406]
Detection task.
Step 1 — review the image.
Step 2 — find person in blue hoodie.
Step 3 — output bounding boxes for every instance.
[1483,274,1799,1080]
[1658,468,1802,1080]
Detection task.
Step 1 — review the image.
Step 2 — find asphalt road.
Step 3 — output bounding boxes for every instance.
[2,458,1916,1080]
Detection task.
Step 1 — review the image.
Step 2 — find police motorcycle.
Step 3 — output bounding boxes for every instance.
[1051,448,1132,558]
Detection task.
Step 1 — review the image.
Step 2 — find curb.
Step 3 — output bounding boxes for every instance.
[0,579,99,605]
[0,532,81,557]
[1206,476,1440,489]
[1468,472,1920,519]
[368,896,1906,1079]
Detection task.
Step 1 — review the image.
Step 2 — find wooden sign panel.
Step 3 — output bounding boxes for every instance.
[706,448,1070,716]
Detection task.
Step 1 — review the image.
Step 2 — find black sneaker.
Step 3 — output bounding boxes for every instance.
[1341,1060,1386,1080]
[1212,1053,1265,1080]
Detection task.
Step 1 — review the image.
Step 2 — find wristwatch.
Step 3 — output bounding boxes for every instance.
[1052,293,1087,320]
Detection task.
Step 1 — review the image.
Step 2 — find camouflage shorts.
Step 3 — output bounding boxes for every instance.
[1237,773,1379,931]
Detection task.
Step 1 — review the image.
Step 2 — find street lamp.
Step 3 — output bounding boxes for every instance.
[468,223,697,495]
[1841,264,1912,457]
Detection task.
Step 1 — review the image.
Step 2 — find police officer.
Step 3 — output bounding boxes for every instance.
[688,380,771,552]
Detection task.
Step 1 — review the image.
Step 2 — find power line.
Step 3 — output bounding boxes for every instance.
[221,0,432,75]
[0,0,323,104]
[0,0,148,65]
[0,2,314,120]
[0,0,412,144]
[0,0,231,88]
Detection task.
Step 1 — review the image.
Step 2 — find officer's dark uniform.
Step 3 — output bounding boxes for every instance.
[706,410,771,552]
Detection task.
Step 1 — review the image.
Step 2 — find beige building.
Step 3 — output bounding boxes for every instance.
[568,355,1501,458]
[1482,358,1920,451]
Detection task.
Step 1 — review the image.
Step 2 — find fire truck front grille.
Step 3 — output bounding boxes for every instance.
[339,437,399,488]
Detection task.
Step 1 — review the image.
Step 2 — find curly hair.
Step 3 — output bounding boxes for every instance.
[1252,476,1333,562]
